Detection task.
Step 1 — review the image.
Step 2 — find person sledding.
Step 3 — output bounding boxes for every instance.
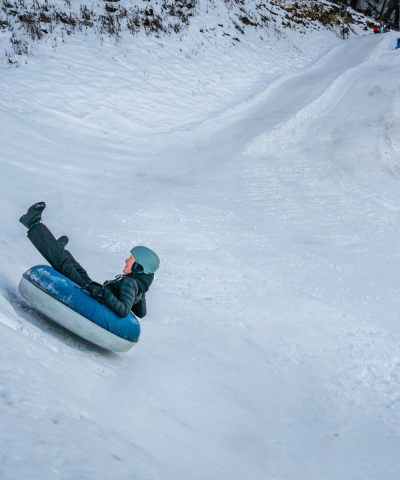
[19,202,159,319]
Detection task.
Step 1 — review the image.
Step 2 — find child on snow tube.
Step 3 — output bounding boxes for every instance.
[19,202,160,319]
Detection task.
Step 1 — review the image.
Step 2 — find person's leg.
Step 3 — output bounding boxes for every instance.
[28,223,91,288]
[64,250,93,286]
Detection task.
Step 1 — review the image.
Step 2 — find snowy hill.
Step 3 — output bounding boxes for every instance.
[0,0,376,130]
[1,0,400,478]
[0,0,376,66]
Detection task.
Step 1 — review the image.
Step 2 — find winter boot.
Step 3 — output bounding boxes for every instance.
[19,202,46,229]
[57,235,69,249]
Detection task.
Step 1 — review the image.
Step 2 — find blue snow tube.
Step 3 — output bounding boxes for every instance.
[18,265,140,352]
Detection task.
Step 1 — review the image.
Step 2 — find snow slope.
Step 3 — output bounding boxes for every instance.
[1,4,400,479]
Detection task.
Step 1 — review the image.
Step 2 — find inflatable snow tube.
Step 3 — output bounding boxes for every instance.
[18,265,141,352]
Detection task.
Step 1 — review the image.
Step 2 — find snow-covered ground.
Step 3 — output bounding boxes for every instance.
[1,1,400,477]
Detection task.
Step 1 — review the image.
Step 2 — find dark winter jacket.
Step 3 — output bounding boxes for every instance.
[101,272,154,319]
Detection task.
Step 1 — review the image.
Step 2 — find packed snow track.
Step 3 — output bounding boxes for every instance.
[1,30,400,480]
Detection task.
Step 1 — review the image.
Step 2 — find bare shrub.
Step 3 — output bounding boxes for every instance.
[10,33,29,54]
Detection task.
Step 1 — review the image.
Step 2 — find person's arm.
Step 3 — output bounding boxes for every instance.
[102,278,139,318]
[132,295,147,318]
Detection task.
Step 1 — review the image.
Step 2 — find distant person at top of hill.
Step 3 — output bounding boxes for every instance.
[19,202,160,319]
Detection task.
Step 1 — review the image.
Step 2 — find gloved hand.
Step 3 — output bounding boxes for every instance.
[86,284,103,300]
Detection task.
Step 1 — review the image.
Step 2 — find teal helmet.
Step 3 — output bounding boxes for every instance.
[130,246,160,274]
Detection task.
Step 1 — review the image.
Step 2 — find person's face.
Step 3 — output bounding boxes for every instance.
[123,254,136,274]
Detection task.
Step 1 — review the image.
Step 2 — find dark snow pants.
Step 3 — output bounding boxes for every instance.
[28,223,93,288]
